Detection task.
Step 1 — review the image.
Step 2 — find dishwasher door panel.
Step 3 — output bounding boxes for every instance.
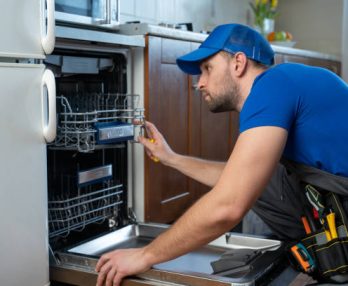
[51,223,285,286]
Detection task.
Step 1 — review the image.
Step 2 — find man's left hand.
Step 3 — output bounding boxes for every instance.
[95,247,151,286]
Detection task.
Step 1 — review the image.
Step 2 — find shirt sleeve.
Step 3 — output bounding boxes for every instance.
[239,68,300,133]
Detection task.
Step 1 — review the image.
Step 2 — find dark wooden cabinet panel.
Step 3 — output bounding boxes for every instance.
[280,54,341,75]
[145,36,193,223]
[145,37,237,222]
[274,53,284,65]
[188,43,239,200]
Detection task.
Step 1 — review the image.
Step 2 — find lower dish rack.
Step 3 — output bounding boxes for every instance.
[48,183,124,239]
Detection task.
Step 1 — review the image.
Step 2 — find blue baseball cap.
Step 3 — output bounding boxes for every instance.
[176,23,275,75]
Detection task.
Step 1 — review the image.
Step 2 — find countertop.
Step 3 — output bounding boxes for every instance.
[119,23,340,62]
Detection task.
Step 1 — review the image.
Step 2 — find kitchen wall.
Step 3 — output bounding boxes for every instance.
[120,0,343,58]
[120,0,249,32]
[276,0,343,57]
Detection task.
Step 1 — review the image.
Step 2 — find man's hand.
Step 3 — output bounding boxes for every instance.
[138,121,176,166]
[95,248,152,286]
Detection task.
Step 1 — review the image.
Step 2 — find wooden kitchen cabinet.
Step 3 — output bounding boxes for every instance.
[144,36,191,223]
[144,36,238,223]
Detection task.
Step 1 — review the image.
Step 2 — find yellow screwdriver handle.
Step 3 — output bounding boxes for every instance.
[327,212,338,240]
[324,229,332,242]
[149,138,160,163]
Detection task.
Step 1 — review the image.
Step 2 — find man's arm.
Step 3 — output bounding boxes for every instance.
[139,121,226,187]
[96,126,288,286]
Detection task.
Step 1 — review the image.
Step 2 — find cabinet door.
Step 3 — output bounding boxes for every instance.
[189,42,238,199]
[144,37,240,223]
[145,36,193,222]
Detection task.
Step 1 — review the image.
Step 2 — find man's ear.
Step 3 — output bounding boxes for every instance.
[232,52,248,77]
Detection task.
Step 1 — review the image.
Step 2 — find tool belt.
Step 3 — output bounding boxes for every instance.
[282,159,348,283]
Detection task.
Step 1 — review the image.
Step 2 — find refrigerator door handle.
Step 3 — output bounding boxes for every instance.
[42,69,56,142]
[41,0,55,54]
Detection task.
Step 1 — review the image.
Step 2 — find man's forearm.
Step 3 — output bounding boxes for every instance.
[165,154,226,187]
[142,187,240,266]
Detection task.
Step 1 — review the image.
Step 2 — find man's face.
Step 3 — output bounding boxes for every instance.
[198,52,240,113]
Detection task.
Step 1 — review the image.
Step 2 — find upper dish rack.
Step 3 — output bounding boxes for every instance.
[52,93,144,152]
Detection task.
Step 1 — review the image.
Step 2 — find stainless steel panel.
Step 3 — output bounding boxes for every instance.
[225,232,281,250]
[55,26,145,48]
[98,124,134,142]
[78,164,113,185]
[52,223,284,286]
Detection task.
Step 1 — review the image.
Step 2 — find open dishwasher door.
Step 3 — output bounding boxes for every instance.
[50,223,289,286]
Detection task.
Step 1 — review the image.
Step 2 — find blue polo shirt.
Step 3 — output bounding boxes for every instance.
[240,63,348,177]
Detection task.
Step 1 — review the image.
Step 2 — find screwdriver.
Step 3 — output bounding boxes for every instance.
[301,216,312,234]
[327,210,338,240]
[141,124,159,163]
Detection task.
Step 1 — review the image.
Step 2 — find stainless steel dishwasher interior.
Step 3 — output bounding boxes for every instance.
[61,223,283,278]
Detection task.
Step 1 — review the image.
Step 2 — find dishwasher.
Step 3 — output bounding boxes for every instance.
[47,42,289,286]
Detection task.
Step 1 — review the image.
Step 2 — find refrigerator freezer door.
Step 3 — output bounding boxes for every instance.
[0,63,49,286]
[0,0,55,58]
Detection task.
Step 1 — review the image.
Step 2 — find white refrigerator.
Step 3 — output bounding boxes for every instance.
[0,0,56,285]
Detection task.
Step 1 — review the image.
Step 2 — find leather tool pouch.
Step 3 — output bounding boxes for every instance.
[282,159,348,283]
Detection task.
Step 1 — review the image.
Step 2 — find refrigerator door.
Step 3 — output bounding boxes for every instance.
[0,0,55,58]
[0,63,50,286]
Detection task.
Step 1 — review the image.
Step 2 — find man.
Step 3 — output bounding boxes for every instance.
[96,23,348,286]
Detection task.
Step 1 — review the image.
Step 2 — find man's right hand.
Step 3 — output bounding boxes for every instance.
[138,121,176,166]
[138,121,226,188]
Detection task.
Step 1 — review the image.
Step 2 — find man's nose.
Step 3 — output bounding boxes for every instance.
[197,76,205,90]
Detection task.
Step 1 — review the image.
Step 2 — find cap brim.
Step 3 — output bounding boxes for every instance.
[176,47,219,75]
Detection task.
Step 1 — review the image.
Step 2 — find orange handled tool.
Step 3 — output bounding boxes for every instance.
[290,243,315,273]
[301,216,311,235]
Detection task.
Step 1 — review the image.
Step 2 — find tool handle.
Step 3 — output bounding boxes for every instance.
[327,212,338,239]
[290,243,314,273]
[301,216,311,234]
[149,139,160,162]
[324,229,332,241]
[305,185,325,217]
[141,125,160,163]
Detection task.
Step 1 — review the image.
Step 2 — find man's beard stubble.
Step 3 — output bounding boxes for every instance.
[205,73,240,113]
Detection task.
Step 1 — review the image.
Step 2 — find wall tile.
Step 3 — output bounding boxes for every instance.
[120,0,135,15]
[157,0,176,23]
[135,0,157,21]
